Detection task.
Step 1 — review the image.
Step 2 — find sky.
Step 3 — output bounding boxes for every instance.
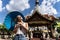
[0,0,60,24]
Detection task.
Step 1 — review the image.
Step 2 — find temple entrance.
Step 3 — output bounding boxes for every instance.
[29,26,50,39]
[33,32,43,38]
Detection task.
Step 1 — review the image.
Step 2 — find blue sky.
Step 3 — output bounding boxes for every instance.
[0,0,60,24]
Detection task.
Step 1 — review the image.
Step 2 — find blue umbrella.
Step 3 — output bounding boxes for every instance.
[4,11,25,31]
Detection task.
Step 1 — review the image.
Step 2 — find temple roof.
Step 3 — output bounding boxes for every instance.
[25,0,56,23]
[25,10,56,22]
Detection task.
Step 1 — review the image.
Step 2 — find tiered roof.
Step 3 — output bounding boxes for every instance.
[25,0,56,22]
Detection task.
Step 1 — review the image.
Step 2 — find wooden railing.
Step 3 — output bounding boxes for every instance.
[30,38,60,40]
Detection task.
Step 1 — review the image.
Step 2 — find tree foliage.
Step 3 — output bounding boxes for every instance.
[55,21,60,33]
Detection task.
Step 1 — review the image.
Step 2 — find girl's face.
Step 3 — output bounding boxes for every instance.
[17,15,22,22]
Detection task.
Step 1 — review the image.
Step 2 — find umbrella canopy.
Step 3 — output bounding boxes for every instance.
[4,11,25,31]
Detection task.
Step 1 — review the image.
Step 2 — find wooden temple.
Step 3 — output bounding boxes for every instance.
[25,0,57,39]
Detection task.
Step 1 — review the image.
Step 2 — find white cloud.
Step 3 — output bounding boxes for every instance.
[0,0,2,11]
[6,0,30,12]
[0,23,3,25]
[0,0,4,12]
[39,0,60,15]
[0,0,5,12]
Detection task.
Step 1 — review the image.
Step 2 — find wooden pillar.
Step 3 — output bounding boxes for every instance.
[31,31,33,38]
[26,31,28,37]
[51,24,54,38]
[43,32,45,38]
[47,25,51,38]
[26,32,29,40]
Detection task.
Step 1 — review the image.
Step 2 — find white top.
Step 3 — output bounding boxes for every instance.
[16,25,24,34]
[16,22,27,34]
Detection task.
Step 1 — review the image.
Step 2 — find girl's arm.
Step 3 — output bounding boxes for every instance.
[23,23,28,30]
[13,24,18,33]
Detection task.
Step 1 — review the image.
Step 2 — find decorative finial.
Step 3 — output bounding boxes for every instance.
[35,0,39,6]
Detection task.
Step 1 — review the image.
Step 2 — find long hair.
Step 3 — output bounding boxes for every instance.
[14,18,19,24]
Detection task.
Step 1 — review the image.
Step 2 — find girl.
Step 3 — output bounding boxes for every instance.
[13,15,28,40]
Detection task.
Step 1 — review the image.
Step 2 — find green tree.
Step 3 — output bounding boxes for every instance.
[55,22,60,33]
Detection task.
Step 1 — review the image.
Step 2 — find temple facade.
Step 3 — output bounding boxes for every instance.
[25,0,57,39]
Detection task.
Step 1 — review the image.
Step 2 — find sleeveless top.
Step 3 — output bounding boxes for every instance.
[16,23,24,34]
[16,27,23,34]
